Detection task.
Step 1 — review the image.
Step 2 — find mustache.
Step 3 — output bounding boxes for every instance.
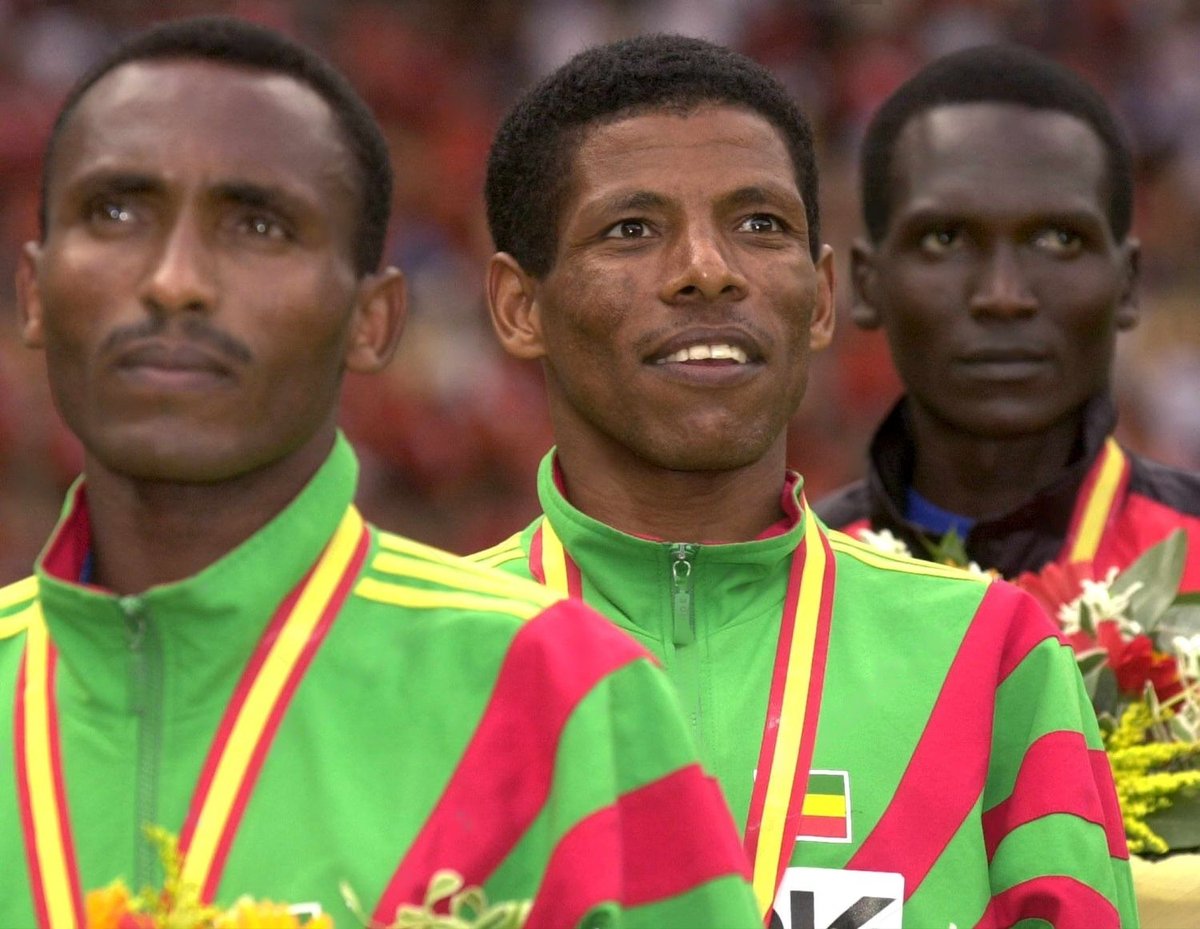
[100,316,254,365]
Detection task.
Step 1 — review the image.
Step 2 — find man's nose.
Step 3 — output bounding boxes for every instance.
[968,243,1037,318]
[659,223,748,305]
[140,213,217,314]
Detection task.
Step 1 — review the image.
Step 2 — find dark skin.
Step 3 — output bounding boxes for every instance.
[851,103,1139,519]
[488,105,835,542]
[16,59,407,594]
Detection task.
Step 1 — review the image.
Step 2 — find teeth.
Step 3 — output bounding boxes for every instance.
[657,343,748,364]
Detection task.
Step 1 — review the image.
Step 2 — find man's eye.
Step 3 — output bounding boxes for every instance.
[738,214,783,233]
[604,219,651,239]
[919,228,962,253]
[89,200,135,225]
[1033,228,1083,255]
[238,213,289,241]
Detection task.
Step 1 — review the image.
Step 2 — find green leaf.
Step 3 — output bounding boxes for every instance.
[1144,787,1200,853]
[919,528,971,567]
[1076,648,1108,677]
[1113,530,1187,632]
[1079,601,1096,637]
[1087,665,1120,717]
[1155,604,1200,643]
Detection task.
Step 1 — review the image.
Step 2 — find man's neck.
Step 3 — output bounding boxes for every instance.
[81,441,330,595]
[906,406,1084,521]
[553,442,792,544]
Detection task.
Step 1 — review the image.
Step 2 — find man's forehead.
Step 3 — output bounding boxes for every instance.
[51,57,349,193]
[891,102,1107,204]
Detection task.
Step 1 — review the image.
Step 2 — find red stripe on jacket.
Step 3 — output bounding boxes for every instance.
[848,582,1060,897]
[972,875,1119,929]
[524,765,750,929]
[980,731,1113,860]
[372,599,648,920]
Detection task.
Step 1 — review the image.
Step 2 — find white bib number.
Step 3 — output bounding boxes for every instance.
[769,867,903,929]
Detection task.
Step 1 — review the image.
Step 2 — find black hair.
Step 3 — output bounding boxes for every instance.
[485,33,820,277]
[39,14,391,275]
[860,43,1133,243]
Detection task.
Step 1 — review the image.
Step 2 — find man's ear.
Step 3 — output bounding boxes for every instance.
[849,238,883,330]
[344,266,407,374]
[809,244,836,351]
[16,241,45,349]
[486,252,546,360]
[1115,237,1140,331]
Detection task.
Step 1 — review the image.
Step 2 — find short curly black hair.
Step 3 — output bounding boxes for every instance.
[860,43,1133,244]
[486,33,820,278]
[39,15,391,275]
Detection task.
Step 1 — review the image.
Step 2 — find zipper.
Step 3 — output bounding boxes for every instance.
[669,543,703,749]
[123,596,163,886]
[671,544,697,646]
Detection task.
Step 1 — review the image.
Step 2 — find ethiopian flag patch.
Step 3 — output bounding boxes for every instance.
[797,770,851,843]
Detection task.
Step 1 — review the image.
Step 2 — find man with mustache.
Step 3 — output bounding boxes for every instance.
[816,44,1200,589]
[0,16,760,927]
[474,34,1138,927]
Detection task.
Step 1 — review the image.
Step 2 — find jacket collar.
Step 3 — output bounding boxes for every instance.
[535,450,806,640]
[865,395,1116,577]
[34,434,358,714]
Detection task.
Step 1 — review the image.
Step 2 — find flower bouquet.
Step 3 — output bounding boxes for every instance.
[1012,530,1200,857]
[88,828,530,929]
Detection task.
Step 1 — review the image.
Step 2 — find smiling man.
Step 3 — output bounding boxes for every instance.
[816,44,1200,588]
[0,17,762,928]
[474,34,1138,928]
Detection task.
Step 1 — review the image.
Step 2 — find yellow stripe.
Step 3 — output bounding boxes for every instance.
[180,508,364,890]
[24,615,79,929]
[801,793,846,818]
[467,533,524,564]
[355,577,544,620]
[0,601,37,641]
[1069,438,1125,563]
[476,548,526,569]
[371,551,556,606]
[752,514,824,913]
[830,532,986,581]
[378,532,556,607]
[539,519,571,596]
[0,575,38,613]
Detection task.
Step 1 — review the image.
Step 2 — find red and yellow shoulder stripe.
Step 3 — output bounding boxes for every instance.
[356,530,559,621]
[466,532,526,570]
[0,576,39,641]
[828,529,991,583]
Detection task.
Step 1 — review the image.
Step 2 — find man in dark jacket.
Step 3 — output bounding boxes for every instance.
[816,44,1200,588]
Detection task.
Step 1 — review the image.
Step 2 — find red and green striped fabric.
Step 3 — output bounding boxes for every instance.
[0,436,760,929]
[473,450,1138,928]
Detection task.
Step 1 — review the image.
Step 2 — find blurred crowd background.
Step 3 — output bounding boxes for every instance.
[1,0,1200,581]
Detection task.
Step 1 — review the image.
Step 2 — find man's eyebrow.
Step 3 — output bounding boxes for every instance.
[590,190,672,215]
[69,171,162,198]
[209,180,304,213]
[719,184,804,211]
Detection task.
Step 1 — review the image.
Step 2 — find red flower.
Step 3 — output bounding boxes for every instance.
[1109,633,1185,702]
[1013,560,1097,619]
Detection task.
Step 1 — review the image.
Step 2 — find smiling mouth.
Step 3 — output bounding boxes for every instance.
[654,343,750,365]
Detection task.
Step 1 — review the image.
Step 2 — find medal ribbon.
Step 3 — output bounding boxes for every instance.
[16,506,369,927]
[531,501,836,918]
[1064,437,1129,564]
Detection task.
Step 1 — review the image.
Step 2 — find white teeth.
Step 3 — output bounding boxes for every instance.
[657,343,748,364]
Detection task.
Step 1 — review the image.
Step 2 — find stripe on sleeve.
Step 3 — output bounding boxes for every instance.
[523,765,750,929]
[370,600,647,920]
[972,875,1119,929]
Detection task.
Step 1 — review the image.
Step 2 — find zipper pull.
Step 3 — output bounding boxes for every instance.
[671,544,697,646]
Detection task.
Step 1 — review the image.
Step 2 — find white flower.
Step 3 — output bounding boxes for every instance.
[1056,566,1143,636]
[856,527,914,559]
[1173,633,1200,681]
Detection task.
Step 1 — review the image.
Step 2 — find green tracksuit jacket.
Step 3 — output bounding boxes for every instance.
[0,436,759,929]
[473,451,1139,929]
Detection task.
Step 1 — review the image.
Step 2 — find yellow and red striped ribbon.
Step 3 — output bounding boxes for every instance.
[531,505,836,918]
[17,506,367,927]
[1065,437,1128,564]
